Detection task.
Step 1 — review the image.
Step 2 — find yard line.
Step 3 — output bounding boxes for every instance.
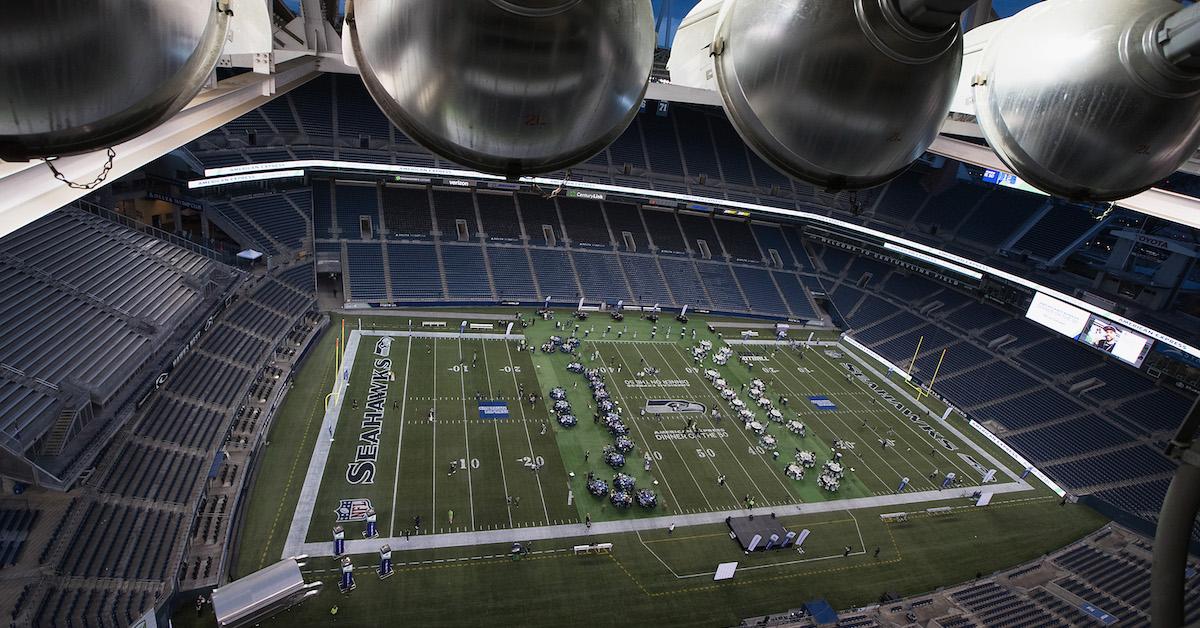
[457,337,477,530]
[431,338,438,532]
[662,344,797,500]
[388,334,414,536]
[610,344,713,512]
[502,340,551,522]
[479,340,514,528]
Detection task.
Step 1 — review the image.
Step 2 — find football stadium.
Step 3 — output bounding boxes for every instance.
[2,1,1200,626]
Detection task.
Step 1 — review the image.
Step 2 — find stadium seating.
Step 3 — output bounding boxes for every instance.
[752,224,795,268]
[771,272,818,319]
[335,184,379,238]
[486,246,538,301]
[476,193,523,242]
[571,250,630,302]
[604,202,652,253]
[731,266,787,316]
[694,261,747,311]
[345,242,388,301]
[874,170,928,224]
[431,190,479,241]
[657,256,710,308]
[714,219,762,263]
[0,509,38,568]
[956,187,1046,248]
[519,195,563,247]
[231,194,309,251]
[529,248,579,301]
[381,185,433,239]
[557,197,612,247]
[442,244,493,299]
[619,255,672,306]
[677,213,722,259]
[630,209,679,255]
[387,243,443,299]
[1013,201,1097,260]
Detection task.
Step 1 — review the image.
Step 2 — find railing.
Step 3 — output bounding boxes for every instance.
[72,198,237,265]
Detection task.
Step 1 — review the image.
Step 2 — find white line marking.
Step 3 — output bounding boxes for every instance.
[480,340,514,528]
[457,337,477,530]
[388,334,414,536]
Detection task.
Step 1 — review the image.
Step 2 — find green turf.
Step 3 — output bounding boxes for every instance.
[184,494,1104,628]
[209,308,1105,628]
[306,334,576,541]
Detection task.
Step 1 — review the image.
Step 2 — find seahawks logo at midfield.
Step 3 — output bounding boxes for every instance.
[644,400,707,414]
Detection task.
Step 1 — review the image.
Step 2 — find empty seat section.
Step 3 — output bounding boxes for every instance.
[528,249,578,301]
[387,243,442,299]
[557,197,611,247]
[345,242,387,301]
[874,169,928,223]
[607,117,646,170]
[334,184,378,238]
[619,255,672,305]
[642,209,688,254]
[639,106,685,176]
[289,74,334,137]
[1014,201,1096,259]
[752,224,795,268]
[571,251,629,302]
[486,247,538,300]
[914,181,981,232]
[518,195,562,246]
[713,219,762,263]
[234,195,308,250]
[604,202,651,253]
[709,117,755,187]
[956,187,1045,247]
[732,266,786,315]
[695,261,747,311]
[312,180,335,238]
[381,186,432,239]
[677,213,721,259]
[657,257,709,307]
[476,194,522,241]
[334,74,391,140]
[672,106,720,180]
[441,245,492,299]
[431,190,478,240]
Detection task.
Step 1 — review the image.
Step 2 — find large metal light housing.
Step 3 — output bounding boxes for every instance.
[347,0,655,178]
[0,0,229,161]
[973,0,1200,201]
[711,0,965,190]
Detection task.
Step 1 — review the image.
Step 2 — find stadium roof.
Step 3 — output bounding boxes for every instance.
[0,0,1197,240]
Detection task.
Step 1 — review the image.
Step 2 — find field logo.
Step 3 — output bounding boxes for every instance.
[841,363,958,451]
[644,399,707,414]
[346,358,392,485]
[335,498,374,522]
[375,336,393,357]
[478,401,510,419]
[809,396,838,410]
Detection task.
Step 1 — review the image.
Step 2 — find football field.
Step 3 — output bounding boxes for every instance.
[288,315,1025,552]
[299,332,577,542]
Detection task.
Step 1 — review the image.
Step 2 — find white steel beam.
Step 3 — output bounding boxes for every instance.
[0,56,321,240]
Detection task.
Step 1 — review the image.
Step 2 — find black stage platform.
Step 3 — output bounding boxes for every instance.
[727,515,790,551]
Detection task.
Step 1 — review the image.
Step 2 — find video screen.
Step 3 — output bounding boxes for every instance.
[1076,316,1153,368]
[1026,292,1154,368]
